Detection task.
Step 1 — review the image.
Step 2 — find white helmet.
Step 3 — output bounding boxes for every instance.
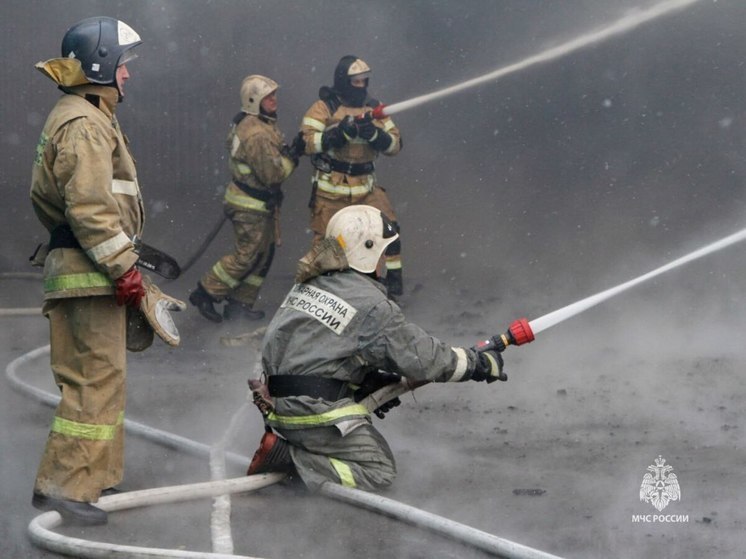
[240,74,278,115]
[325,205,398,274]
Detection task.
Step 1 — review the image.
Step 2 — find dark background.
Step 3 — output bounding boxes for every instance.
[2,1,745,558]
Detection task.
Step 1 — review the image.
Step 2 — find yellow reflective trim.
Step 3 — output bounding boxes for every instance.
[51,416,117,441]
[267,403,369,427]
[383,119,396,131]
[303,117,326,132]
[330,458,356,488]
[316,179,372,197]
[44,272,113,293]
[34,132,49,167]
[244,274,264,288]
[117,411,125,425]
[236,162,253,175]
[313,132,323,152]
[86,231,131,263]
[212,262,241,289]
[385,257,402,270]
[224,189,270,213]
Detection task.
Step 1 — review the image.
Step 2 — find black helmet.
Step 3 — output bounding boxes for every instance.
[61,17,142,85]
[333,55,371,107]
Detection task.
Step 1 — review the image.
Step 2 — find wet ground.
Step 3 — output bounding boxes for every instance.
[2,264,744,558]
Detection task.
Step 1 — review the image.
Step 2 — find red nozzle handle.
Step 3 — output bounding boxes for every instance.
[371,104,387,120]
[508,318,535,346]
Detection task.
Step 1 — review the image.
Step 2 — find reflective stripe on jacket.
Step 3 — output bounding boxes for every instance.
[262,268,476,431]
[300,99,400,200]
[30,85,143,299]
[224,113,294,214]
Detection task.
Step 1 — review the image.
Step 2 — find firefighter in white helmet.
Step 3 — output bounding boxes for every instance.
[299,55,405,300]
[190,75,299,322]
[245,205,506,491]
[30,17,185,526]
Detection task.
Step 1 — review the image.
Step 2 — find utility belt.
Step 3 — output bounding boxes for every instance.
[267,375,351,402]
[233,180,284,210]
[49,224,82,250]
[311,154,375,176]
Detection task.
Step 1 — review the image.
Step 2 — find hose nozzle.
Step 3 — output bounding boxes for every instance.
[475,317,535,353]
[371,104,387,120]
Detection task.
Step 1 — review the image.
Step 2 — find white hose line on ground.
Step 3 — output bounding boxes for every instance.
[5,345,251,471]
[28,475,284,559]
[9,344,562,558]
[209,403,253,554]
[0,307,43,316]
[321,482,563,559]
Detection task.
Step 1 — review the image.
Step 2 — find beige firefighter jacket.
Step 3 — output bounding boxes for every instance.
[224,113,295,215]
[300,98,400,200]
[31,82,143,300]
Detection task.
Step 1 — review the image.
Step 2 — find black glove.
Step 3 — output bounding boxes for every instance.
[339,115,359,140]
[283,132,306,166]
[354,370,402,419]
[356,113,379,141]
[321,125,348,150]
[470,350,506,383]
[372,397,401,419]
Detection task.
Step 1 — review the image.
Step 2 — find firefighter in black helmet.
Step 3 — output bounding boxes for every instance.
[300,55,405,300]
[31,17,184,526]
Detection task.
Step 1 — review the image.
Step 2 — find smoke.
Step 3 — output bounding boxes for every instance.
[3,1,746,557]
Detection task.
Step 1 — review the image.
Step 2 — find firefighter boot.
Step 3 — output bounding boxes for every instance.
[189,283,223,323]
[32,492,108,526]
[247,431,293,475]
[386,268,403,298]
[223,299,265,321]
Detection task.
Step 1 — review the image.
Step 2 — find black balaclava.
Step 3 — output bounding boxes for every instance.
[333,55,368,107]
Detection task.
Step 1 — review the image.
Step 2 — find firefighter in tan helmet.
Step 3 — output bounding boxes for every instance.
[30,16,185,526]
[190,75,299,322]
[299,55,405,300]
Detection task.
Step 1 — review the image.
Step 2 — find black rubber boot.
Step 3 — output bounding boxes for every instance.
[386,268,403,298]
[189,283,223,323]
[247,432,292,475]
[223,299,265,321]
[32,492,108,526]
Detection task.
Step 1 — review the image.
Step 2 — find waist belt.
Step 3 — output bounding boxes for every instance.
[268,375,349,401]
[49,224,81,250]
[311,154,375,176]
[233,181,284,209]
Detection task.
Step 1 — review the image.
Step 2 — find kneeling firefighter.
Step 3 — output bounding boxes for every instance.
[246,205,507,491]
[30,17,185,526]
[190,75,300,323]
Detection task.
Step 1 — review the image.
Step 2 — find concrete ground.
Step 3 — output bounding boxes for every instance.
[2,264,745,558]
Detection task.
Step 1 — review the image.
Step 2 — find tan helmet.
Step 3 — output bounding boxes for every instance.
[325,205,398,274]
[240,75,278,115]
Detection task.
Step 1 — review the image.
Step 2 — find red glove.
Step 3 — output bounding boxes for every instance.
[115,267,145,308]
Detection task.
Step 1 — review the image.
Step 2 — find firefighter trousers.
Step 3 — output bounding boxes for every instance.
[201,208,275,307]
[277,422,397,492]
[34,296,126,503]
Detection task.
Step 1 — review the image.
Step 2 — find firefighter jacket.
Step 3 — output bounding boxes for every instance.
[224,112,295,215]
[261,239,478,434]
[30,83,143,300]
[300,91,401,201]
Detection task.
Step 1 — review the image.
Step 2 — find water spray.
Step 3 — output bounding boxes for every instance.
[371,0,700,120]
[362,226,746,408]
[481,226,746,353]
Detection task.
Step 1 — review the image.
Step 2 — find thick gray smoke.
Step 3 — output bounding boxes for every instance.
[1,1,745,558]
